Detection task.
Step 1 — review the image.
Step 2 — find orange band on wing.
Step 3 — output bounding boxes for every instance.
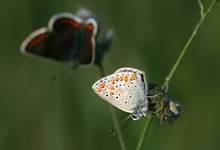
[29,33,49,47]
[59,18,81,28]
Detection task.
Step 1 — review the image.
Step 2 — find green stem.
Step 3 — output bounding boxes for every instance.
[163,0,219,89]
[135,118,152,150]
[135,0,219,149]
[108,105,127,150]
[98,64,127,150]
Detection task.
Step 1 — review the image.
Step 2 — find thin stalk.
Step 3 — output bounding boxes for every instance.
[108,105,127,150]
[135,118,152,150]
[135,1,219,150]
[163,0,219,90]
[98,64,127,150]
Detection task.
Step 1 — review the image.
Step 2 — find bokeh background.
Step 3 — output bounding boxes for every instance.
[0,0,220,150]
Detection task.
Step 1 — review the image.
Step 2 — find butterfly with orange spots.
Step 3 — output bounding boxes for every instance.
[92,67,183,123]
[92,67,148,120]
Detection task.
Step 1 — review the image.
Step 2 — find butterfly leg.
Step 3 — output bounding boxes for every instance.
[131,114,140,121]
[110,114,132,135]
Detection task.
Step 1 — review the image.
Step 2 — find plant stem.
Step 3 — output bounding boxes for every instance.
[163,0,219,90]
[108,105,127,150]
[98,64,127,150]
[135,0,219,149]
[135,118,152,150]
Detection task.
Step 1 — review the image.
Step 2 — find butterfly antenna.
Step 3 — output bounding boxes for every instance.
[110,114,132,136]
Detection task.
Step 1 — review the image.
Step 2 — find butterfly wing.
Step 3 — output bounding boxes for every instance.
[21,27,72,61]
[48,13,83,61]
[49,13,82,34]
[21,13,83,62]
[92,67,148,113]
[50,13,98,64]
[77,18,98,64]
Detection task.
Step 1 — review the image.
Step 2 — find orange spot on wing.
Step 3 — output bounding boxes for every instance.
[124,75,128,82]
[130,74,136,81]
[96,87,102,93]
[111,79,116,84]
[119,76,124,81]
[108,86,115,95]
[109,86,114,90]
[99,82,105,89]
[109,90,114,95]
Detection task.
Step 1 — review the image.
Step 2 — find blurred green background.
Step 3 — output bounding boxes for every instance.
[0,0,220,150]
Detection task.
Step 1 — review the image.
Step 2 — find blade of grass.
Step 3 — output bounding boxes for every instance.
[135,1,219,150]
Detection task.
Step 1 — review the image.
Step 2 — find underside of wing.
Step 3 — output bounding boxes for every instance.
[92,68,148,113]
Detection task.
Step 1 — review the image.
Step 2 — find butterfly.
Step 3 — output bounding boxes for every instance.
[92,67,183,123]
[20,9,113,67]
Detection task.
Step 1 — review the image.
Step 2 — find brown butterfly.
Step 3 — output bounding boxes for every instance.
[21,10,99,66]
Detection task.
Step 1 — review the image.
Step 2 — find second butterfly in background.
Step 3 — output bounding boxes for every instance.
[21,8,113,68]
